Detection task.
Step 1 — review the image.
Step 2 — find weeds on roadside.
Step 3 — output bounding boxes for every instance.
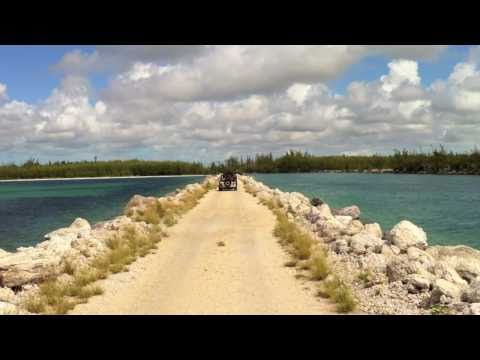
[430,304,452,315]
[310,252,330,280]
[318,276,357,313]
[247,178,356,314]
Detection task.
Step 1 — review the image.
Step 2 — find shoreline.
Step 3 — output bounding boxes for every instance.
[0,174,206,183]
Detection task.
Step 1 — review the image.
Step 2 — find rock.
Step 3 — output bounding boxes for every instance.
[350,232,384,255]
[405,274,431,293]
[387,220,428,251]
[294,203,313,217]
[430,279,463,304]
[316,217,345,241]
[407,247,436,271]
[317,204,334,220]
[426,245,480,283]
[335,215,353,227]
[69,218,91,232]
[334,205,361,219]
[0,253,61,288]
[332,239,350,254]
[0,301,18,315]
[462,278,480,303]
[364,223,383,239]
[386,257,426,282]
[0,287,16,303]
[310,198,323,207]
[343,220,364,236]
[469,303,480,315]
[433,262,468,287]
[360,253,388,274]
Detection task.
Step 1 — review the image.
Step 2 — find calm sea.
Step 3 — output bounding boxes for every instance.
[253,173,480,249]
[1,173,479,251]
[0,176,204,251]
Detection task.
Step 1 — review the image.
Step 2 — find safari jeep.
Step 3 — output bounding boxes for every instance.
[218,172,237,191]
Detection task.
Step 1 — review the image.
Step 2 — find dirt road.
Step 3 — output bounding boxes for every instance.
[71,181,334,314]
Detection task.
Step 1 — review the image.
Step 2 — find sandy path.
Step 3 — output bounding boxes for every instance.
[71,181,335,314]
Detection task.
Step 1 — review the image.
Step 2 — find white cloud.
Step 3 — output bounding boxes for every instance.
[4,46,480,163]
[0,82,7,101]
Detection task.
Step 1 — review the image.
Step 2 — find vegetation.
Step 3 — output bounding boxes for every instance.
[23,181,214,314]
[430,304,453,315]
[211,147,480,175]
[318,276,357,313]
[0,159,205,180]
[245,184,356,313]
[357,269,375,287]
[23,224,164,314]
[3,146,480,180]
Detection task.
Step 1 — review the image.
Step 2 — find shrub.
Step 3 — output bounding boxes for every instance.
[319,276,357,313]
[310,253,330,280]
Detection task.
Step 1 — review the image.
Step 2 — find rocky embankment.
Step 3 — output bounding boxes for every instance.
[241,175,480,315]
[0,176,217,315]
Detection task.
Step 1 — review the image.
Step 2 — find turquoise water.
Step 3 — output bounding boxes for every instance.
[0,176,204,252]
[253,173,480,249]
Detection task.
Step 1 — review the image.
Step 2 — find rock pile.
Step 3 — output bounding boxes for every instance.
[241,175,480,315]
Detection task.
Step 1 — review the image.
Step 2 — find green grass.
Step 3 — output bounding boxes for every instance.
[318,276,357,313]
[430,304,452,315]
[310,253,330,281]
[357,269,374,287]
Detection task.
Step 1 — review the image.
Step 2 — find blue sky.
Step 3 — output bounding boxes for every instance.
[0,45,471,102]
[1,45,479,164]
[328,45,472,94]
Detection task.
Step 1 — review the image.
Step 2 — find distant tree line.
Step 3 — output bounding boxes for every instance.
[1,146,479,180]
[0,159,206,180]
[212,146,480,175]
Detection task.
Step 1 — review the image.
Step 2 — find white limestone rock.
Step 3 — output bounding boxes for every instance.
[388,220,428,251]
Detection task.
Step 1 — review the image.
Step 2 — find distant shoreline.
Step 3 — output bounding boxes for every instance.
[0,174,206,183]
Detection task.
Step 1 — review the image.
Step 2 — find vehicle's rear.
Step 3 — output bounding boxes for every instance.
[218,173,237,191]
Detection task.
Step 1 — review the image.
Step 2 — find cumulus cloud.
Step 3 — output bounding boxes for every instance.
[3,45,480,163]
[0,82,7,101]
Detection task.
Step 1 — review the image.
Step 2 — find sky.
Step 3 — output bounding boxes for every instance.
[1,45,480,164]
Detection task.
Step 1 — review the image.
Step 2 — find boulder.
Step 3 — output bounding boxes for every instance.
[343,220,364,236]
[332,238,350,254]
[462,278,480,303]
[0,252,61,288]
[381,244,401,257]
[387,220,428,251]
[405,274,431,293]
[386,257,429,282]
[350,232,384,255]
[359,253,388,274]
[333,205,361,219]
[0,301,18,315]
[316,217,345,241]
[364,223,383,239]
[294,203,313,217]
[469,303,480,315]
[433,262,468,287]
[430,279,463,304]
[426,245,480,283]
[0,287,16,303]
[335,215,353,227]
[317,204,334,220]
[407,247,436,272]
